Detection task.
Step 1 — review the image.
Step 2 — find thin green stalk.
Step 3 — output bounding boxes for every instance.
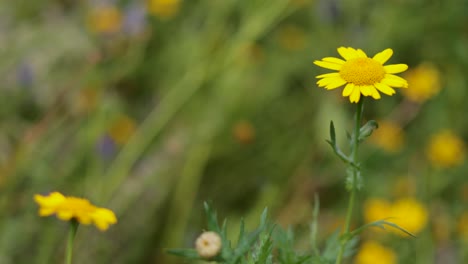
[335,99,364,264]
[66,220,79,264]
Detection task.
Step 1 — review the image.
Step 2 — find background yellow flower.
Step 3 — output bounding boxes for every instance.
[147,0,181,19]
[402,62,441,103]
[34,192,117,231]
[369,120,405,153]
[87,5,122,34]
[426,130,465,168]
[354,241,397,264]
[390,197,428,235]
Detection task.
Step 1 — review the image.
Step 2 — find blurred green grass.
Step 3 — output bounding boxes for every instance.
[0,0,467,263]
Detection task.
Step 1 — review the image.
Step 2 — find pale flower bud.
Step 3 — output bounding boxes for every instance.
[195,231,222,259]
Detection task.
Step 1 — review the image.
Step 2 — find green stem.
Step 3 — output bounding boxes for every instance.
[66,220,79,264]
[335,99,364,264]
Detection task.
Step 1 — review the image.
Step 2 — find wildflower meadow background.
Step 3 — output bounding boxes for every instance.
[1,0,467,263]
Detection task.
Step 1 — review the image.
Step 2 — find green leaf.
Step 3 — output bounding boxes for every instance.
[349,219,416,238]
[323,230,359,262]
[166,249,201,259]
[310,194,320,256]
[204,201,221,233]
[329,121,336,145]
[358,120,378,142]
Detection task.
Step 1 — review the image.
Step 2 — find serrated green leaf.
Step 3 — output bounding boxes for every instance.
[204,201,221,233]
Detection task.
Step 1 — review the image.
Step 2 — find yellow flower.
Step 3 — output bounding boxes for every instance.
[34,192,117,231]
[363,198,392,224]
[363,197,428,235]
[314,47,408,103]
[87,5,122,34]
[147,0,181,19]
[354,241,396,264]
[108,115,137,145]
[369,120,404,153]
[426,130,465,168]
[390,197,428,235]
[276,25,307,51]
[401,62,441,103]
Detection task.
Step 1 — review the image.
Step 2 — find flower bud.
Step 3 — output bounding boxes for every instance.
[195,231,222,259]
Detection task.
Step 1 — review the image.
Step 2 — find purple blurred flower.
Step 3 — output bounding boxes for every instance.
[96,134,117,160]
[16,61,35,88]
[123,3,147,36]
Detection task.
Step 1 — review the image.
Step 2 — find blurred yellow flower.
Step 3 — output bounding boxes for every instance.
[458,211,468,239]
[88,5,122,34]
[370,120,404,153]
[363,198,392,224]
[75,88,100,114]
[390,197,428,235]
[354,241,396,264]
[426,130,465,168]
[402,62,441,103]
[276,25,307,51]
[34,192,117,231]
[108,115,137,145]
[147,0,181,19]
[364,197,428,235]
[314,47,408,103]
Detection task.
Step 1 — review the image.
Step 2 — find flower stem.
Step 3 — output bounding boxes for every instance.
[335,99,364,264]
[66,220,79,264]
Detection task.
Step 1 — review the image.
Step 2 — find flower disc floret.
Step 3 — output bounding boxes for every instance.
[34,192,117,231]
[314,47,409,103]
[340,58,385,86]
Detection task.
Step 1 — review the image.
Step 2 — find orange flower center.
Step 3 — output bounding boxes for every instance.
[340,58,385,86]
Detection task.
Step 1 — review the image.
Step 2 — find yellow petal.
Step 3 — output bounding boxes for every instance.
[349,86,361,103]
[325,78,347,89]
[373,48,393,64]
[375,82,396,95]
[383,74,408,88]
[370,88,381,99]
[337,47,358,60]
[360,85,373,96]
[317,77,342,87]
[322,57,346,64]
[313,60,342,70]
[342,83,354,96]
[57,211,73,221]
[384,64,408,74]
[356,49,368,58]
[316,72,340,79]
[39,208,56,216]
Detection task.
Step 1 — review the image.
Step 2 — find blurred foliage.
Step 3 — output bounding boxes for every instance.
[0,0,467,263]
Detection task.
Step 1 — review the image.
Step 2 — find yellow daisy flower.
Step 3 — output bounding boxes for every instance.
[147,0,181,19]
[354,241,397,264]
[34,192,117,231]
[390,197,428,235]
[314,47,408,103]
[426,130,465,168]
